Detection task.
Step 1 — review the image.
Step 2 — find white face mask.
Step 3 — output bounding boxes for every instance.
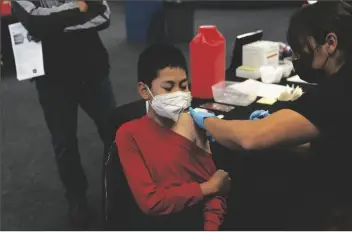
[146,86,192,121]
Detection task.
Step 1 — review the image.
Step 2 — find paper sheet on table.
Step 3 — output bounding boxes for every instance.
[287,75,317,85]
[229,79,288,99]
[9,23,45,81]
[286,75,308,84]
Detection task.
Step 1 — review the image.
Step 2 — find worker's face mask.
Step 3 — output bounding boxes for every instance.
[292,44,329,84]
[145,85,192,121]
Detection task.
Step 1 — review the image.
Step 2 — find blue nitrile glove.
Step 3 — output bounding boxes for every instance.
[189,107,217,130]
[206,133,216,143]
[249,110,270,120]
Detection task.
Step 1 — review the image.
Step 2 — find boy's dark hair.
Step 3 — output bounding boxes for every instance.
[137,43,188,87]
[287,1,352,58]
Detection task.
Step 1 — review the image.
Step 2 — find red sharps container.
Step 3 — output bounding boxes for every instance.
[190,25,225,99]
[0,0,11,16]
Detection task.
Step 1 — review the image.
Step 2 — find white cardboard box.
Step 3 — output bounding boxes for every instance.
[242,41,279,68]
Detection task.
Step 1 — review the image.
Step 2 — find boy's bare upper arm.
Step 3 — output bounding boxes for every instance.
[172,113,210,152]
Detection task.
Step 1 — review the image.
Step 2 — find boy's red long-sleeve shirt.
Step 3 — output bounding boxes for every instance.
[116,115,227,230]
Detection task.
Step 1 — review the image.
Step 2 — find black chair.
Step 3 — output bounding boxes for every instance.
[102,100,204,230]
[104,100,147,147]
[102,100,146,230]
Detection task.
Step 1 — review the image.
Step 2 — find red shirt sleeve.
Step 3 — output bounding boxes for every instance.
[116,125,204,216]
[203,196,227,230]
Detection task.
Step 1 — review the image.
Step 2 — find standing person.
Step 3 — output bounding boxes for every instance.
[189,1,352,229]
[11,0,116,228]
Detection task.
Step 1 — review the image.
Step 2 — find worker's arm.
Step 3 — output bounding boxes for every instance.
[191,76,351,152]
[115,126,217,216]
[11,1,108,39]
[203,109,319,150]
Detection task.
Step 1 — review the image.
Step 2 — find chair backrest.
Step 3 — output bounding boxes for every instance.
[105,100,147,146]
[103,100,148,230]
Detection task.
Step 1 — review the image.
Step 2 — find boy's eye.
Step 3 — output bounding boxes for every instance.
[164,87,172,92]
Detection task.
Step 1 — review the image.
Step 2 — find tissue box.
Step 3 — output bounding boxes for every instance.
[242,41,279,68]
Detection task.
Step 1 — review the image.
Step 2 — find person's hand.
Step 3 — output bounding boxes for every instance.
[78,1,88,12]
[189,107,217,129]
[201,169,231,196]
[249,110,270,120]
[207,134,216,143]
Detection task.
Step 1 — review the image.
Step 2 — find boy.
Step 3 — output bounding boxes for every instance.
[116,44,230,230]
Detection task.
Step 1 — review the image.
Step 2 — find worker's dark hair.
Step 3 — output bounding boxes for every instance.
[287,1,352,59]
[137,43,188,87]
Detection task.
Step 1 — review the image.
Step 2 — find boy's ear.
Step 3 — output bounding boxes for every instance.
[137,82,150,100]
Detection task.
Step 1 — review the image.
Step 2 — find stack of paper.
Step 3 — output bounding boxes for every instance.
[9,23,45,81]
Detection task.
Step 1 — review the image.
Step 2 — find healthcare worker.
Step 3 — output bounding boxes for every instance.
[190,0,352,229]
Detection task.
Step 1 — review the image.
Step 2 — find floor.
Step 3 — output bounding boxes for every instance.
[1,3,297,230]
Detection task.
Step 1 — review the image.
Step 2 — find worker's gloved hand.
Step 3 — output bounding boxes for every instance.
[207,133,216,143]
[249,110,270,120]
[189,107,217,129]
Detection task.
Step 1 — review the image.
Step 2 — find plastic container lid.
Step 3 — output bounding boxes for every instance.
[198,25,217,33]
[212,81,257,106]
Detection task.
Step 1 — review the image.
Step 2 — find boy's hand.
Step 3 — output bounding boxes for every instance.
[201,170,231,196]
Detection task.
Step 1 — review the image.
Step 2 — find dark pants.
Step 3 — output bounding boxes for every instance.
[36,76,116,201]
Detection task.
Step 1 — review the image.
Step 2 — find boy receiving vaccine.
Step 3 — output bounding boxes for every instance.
[116,44,230,230]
